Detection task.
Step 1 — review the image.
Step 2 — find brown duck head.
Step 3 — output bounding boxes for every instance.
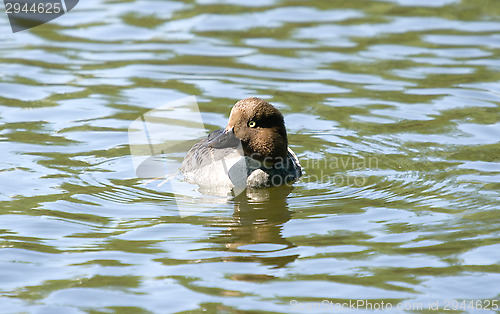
[209,97,288,163]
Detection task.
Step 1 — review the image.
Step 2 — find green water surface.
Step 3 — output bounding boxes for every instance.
[0,0,499,313]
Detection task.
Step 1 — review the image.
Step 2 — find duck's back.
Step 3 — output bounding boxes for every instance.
[181,136,242,187]
[181,136,301,188]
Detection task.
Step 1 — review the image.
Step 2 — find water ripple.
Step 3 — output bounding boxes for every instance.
[1,0,499,312]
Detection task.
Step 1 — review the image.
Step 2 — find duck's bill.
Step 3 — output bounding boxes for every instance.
[207,127,241,148]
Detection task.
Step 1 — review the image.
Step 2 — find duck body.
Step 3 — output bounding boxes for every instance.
[181,97,302,189]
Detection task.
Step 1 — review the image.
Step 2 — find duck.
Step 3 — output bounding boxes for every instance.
[181,97,302,189]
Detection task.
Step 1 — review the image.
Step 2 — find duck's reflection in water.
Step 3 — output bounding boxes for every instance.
[209,185,299,268]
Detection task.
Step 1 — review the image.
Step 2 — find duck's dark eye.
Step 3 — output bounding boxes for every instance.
[248,120,256,128]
